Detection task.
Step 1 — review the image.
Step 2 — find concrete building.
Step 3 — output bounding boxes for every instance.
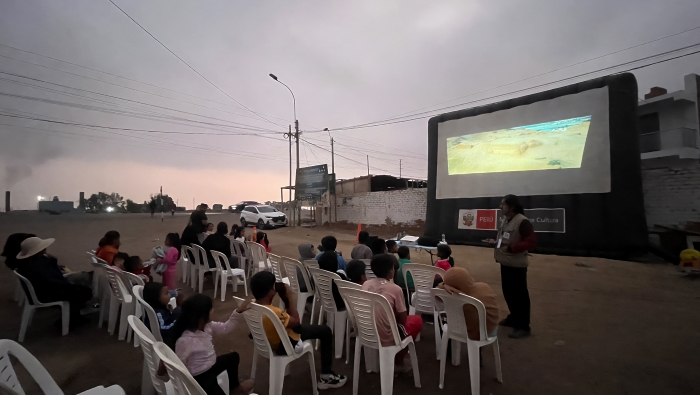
[638,74,700,230]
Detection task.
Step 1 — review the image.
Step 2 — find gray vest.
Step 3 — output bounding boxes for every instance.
[494,213,529,268]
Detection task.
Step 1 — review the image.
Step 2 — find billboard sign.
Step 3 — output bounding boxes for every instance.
[459,208,565,233]
[295,164,328,200]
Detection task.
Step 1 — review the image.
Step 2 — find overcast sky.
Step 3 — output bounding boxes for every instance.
[1,0,699,210]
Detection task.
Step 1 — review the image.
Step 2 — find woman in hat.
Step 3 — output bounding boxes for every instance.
[16,237,93,327]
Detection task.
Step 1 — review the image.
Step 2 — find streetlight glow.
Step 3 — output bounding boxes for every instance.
[37,195,43,201]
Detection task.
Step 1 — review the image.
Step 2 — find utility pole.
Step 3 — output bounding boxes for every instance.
[367,155,370,176]
[160,186,163,222]
[400,159,402,179]
[295,119,301,226]
[285,125,292,202]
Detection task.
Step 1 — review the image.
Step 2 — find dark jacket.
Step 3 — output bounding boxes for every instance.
[17,254,71,302]
[202,232,232,266]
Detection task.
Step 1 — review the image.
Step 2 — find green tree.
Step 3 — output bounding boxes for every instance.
[84,192,126,213]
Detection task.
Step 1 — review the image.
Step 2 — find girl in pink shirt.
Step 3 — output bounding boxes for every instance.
[172,294,254,395]
[434,244,454,271]
[157,233,181,290]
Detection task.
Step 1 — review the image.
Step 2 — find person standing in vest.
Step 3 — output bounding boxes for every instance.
[486,194,536,339]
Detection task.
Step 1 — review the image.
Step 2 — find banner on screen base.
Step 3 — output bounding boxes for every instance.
[459,208,565,233]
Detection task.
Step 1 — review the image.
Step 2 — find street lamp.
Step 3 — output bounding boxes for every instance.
[270,73,300,225]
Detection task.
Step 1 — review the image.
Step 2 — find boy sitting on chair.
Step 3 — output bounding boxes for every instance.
[250,271,347,389]
[361,254,423,372]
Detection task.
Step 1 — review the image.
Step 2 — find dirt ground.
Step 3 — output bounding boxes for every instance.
[1,211,699,395]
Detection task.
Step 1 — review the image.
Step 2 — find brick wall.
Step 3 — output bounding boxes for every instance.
[642,162,700,227]
[334,188,427,225]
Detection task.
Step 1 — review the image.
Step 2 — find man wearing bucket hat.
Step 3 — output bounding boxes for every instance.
[16,237,92,327]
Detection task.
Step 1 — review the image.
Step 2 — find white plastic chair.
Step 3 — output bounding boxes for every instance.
[13,271,69,343]
[178,246,190,285]
[302,260,320,324]
[87,251,101,297]
[307,268,347,359]
[154,342,207,395]
[337,288,421,395]
[211,251,248,301]
[360,259,376,280]
[430,289,502,393]
[191,244,218,294]
[267,254,285,282]
[13,274,24,307]
[127,316,172,395]
[92,260,113,329]
[229,239,252,279]
[0,339,126,394]
[104,266,134,341]
[246,241,269,277]
[119,271,145,345]
[281,257,314,324]
[181,245,196,290]
[403,263,445,357]
[233,297,318,395]
[132,285,164,343]
[334,279,362,365]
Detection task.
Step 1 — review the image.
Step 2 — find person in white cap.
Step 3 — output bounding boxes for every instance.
[16,237,92,328]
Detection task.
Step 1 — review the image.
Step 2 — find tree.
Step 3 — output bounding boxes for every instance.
[84,192,126,213]
[126,199,144,213]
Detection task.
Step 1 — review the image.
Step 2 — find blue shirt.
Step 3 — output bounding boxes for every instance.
[315,251,346,271]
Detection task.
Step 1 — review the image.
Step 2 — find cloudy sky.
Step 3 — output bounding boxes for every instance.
[0,0,699,210]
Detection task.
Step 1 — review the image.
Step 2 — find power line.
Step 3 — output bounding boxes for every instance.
[107,0,279,126]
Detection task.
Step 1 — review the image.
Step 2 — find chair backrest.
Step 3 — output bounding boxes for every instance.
[13,271,40,306]
[128,316,167,395]
[209,250,229,274]
[430,288,491,342]
[360,259,376,280]
[133,285,163,342]
[121,271,145,288]
[302,259,319,271]
[246,241,268,271]
[336,287,402,348]
[180,246,191,263]
[307,267,341,313]
[232,297,295,359]
[229,238,250,272]
[281,257,310,295]
[0,339,64,395]
[267,254,284,281]
[153,342,206,395]
[105,266,129,302]
[190,244,207,268]
[334,279,362,330]
[404,263,445,314]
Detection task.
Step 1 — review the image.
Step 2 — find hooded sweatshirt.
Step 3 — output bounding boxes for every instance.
[296,243,316,292]
[442,267,499,340]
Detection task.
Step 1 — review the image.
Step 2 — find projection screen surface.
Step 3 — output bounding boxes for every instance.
[436,86,610,199]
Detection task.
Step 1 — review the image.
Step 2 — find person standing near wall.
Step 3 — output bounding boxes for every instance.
[485,194,536,339]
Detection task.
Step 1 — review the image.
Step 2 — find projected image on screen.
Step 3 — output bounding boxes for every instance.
[446,116,591,175]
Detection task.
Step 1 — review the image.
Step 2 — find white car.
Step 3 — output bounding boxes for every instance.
[240,205,287,229]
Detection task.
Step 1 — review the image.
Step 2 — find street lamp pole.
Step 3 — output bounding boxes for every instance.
[270,73,301,225]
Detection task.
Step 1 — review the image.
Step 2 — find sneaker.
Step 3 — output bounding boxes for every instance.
[318,372,347,389]
[508,329,531,339]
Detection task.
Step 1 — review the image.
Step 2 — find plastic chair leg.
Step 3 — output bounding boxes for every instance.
[213,271,220,299]
[352,342,362,395]
[220,273,227,302]
[198,271,205,294]
[345,321,351,365]
[452,340,461,366]
[216,371,230,395]
[378,350,396,395]
[309,296,317,326]
[61,302,70,336]
[268,359,285,395]
[250,350,257,381]
[433,311,441,360]
[118,303,132,340]
[438,332,450,389]
[232,275,238,293]
[333,311,347,359]
[242,276,248,296]
[493,339,503,383]
[408,341,421,388]
[108,298,120,335]
[141,359,155,395]
[18,304,32,342]
[365,348,379,373]
[467,343,480,395]
[307,351,319,395]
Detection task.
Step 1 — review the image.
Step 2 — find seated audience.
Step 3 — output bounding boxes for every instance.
[202,222,233,268]
[371,238,387,256]
[96,230,120,265]
[386,240,398,254]
[395,246,414,289]
[256,232,271,253]
[173,294,253,395]
[232,226,246,242]
[229,224,239,237]
[315,236,346,271]
[157,233,181,290]
[205,223,215,235]
[362,254,423,372]
[351,231,372,260]
[125,255,151,283]
[318,251,347,311]
[250,271,347,389]
[189,204,209,238]
[3,233,36,270]
[112,252,129,271]
[180,225,199,263]
[345,259,367,285]
[438,267,499,340]
[16,237,92,327]
[435,244,455,271]
[143,281,183,346]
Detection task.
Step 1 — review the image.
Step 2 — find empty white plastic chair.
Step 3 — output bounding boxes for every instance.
[281,257,314,324]
[191,244,218,294]
[13,271,69,343]
[179,246,190,285]
[246,241,269,276]
[233,297,318,395]
[337,288,421,395]
[181,245,196,290]
[302,260,320,324]
[403,263,445,358]
[229,239,252,279]
[431,288,502,393]
[0,339,126,394]
[127,316,172,395]
[211,251,248,301]
[307,268,347,359]
[360,259,376,280]
[104,266,134,340]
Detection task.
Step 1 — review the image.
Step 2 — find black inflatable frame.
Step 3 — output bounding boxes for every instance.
[425,73,647,259]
